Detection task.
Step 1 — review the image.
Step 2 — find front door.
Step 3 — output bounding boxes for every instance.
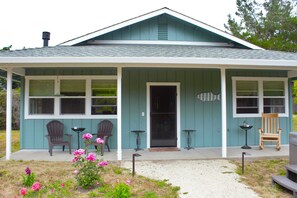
[150,86,177,147]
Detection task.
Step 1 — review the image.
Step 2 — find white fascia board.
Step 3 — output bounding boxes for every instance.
[163,9,263,50]
[60,9,167,46]
[1,57,297,68]
[88,40,234,47]
[60,7,262,50]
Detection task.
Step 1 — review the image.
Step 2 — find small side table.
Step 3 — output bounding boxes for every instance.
[71,127,85,149]
[183,129,196,150]
[131,130,145,151]
[240,125,253,149]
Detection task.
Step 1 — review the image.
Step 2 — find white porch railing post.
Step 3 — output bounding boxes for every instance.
[117,66,122,160]
[221,68,227,158]
[6,67,13,160]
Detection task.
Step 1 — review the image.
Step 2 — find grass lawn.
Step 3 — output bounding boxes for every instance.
[0,130,20,158]
[232,158,293,198]
[0,131,179,197]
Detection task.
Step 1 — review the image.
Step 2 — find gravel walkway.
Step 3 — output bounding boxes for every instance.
[121,160,259,198]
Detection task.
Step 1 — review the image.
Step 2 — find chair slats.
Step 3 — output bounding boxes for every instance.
[259,113,281,150]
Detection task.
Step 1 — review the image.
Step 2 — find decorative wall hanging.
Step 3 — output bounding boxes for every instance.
[197,92,220,102]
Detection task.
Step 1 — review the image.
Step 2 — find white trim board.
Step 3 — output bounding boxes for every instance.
[59,7,262,50]
[146,82,181,148]
[232,77,289,118]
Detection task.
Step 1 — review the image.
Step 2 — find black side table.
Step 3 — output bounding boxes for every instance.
[240,125,253,149]
[131,130,145,151]
[183,129,196,150]
[71,127,85,149]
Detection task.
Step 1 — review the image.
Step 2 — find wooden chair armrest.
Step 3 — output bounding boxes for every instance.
[278,129,282,134]
[258,128,263,134]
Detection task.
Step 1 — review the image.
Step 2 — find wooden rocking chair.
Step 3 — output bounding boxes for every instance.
[259,113,282,150]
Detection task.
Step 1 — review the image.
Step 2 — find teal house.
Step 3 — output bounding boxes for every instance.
[1,7,297,160]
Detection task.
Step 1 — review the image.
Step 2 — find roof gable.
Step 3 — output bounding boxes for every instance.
[59,7,262,49]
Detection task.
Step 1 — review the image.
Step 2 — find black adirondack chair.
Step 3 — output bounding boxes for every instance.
[45,120,72,156]
[92,120,113,155]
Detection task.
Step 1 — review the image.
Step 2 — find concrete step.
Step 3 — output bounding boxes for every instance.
[272,175,297,198]
[286,165,297,174]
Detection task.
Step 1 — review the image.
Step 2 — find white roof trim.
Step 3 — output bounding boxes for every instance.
[1,57,296,67]
[87,40,235,47]
[59,7,263,50]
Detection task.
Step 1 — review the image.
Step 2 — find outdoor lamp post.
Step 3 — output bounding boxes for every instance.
[132,153,142,177]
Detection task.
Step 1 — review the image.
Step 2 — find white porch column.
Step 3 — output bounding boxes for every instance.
[117,67,122,160]
[6,68,13,160]
[221,68,227,158]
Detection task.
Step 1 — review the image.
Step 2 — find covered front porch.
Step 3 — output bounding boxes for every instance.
[7,145,289,162]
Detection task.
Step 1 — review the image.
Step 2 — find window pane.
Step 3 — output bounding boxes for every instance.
[263,81,284,96]
[236,98,258,114]
[91,98,117,115]
[29,98,54,114]
[92,98,116,105]
[264,98,285,113]
[60,80,85,96]
[92,80,117,96]
[29,80,54,96]
[92,106,117,115]
[236,81,258,96]
[60,98,85,114]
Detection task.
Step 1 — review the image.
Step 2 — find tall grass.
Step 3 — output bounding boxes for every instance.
[0,130,20,158]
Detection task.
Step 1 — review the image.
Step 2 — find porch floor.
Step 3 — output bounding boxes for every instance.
[4,145,289,161]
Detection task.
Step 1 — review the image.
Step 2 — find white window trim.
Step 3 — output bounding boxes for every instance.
[25,75,117,119]
[232,77,289,118]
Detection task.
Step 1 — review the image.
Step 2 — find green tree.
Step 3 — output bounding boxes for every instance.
[225,0,297,52]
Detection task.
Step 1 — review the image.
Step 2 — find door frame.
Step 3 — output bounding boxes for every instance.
[146,82,181,148]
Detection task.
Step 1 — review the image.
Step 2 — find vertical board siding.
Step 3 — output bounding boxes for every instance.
[95,14,228,42]
[226,69,289,146]
[22,119,117,149]
[21,68,291,150]
[122,68,221,149]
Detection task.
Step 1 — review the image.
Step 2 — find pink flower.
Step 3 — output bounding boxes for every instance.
[73,149,85,156]
[82,133,93,140]
[86,153,96,161]
[125,179,131,185]
[96,138,104,144]
[72,157,79,163]
[32,182,41,191]
[61,183,65,187]
[97,161,109,167]
[19,188,27,196]
[73,169,78,174]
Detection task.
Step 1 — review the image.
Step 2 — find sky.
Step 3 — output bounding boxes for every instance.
[0,0,238,50]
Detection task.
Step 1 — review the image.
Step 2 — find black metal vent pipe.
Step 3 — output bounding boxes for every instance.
[42,31,50,47]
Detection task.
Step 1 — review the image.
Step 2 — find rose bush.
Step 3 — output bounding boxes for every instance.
[72,136,107,189]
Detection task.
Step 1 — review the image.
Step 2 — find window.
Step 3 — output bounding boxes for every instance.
[236,81,259,114]
[91,80,117,115]
[60,80,86,114]
[233,77,288,117]
[29,80,55,115]
[25,76,117,119]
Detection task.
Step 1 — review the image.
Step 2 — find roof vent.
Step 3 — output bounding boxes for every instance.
[158,24,168,40]
[42,31,50,47]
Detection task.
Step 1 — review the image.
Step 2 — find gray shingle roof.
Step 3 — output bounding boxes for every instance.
[0,45,297,61]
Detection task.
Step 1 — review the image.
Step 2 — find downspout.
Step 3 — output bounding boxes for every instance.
[6,67,12,160]
[221,68,227,158]
[117,67,122,160]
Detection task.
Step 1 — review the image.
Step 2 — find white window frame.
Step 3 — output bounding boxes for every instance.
[25,75,117,119]
[232,77,288,118]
